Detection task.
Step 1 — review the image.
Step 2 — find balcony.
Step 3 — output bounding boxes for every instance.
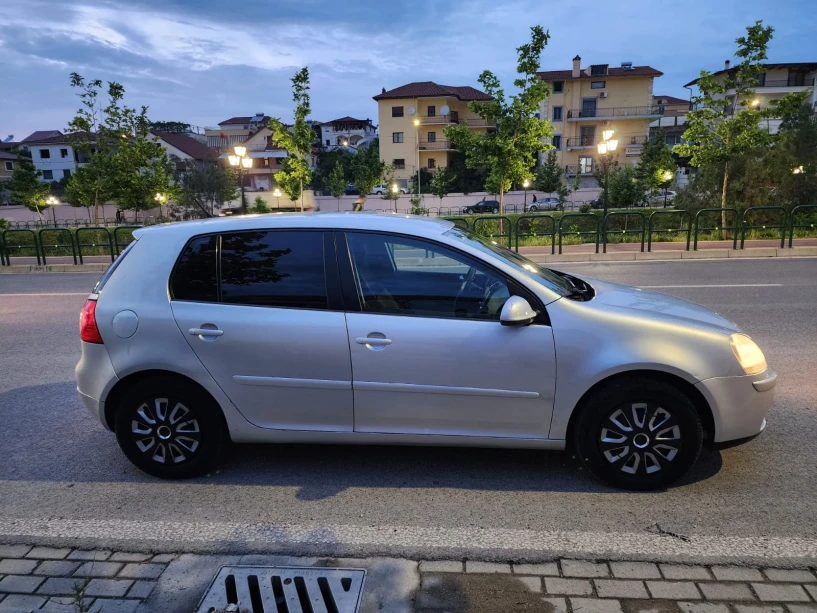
[738,78,815,89]
[565,164,594,177]
[463,118,496,129]
[566,137,595,149]
[567,106,664,121]
[419,140,454,151]
[419,111,459,125]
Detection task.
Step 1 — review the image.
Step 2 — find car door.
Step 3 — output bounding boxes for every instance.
[170,229,354,431]
[340,231,557,439]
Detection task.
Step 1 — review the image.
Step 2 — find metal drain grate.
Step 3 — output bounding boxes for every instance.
[196,565,366,613]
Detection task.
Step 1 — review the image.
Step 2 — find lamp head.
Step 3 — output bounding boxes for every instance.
[241,157,253,169]
[597,143,608,155]
[233,145,247,157]
[228,154,239,167]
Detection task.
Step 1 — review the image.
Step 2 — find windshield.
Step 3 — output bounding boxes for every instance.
[444,227,574,296]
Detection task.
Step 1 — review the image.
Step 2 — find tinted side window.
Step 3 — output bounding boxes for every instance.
[220,230,327,309]
[170,235,218,302]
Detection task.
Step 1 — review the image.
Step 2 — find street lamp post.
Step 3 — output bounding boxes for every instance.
[662,170,674,208]
[154,192,167,218]
[413,118,421,199]
[391,183,400,213]
[522,179,530,213]
[46,195,59,225]
[228,145,252,215]
[273,188,282,210]
[597,130,619,216]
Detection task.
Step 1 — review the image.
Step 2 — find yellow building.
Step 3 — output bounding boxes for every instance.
[205,114,270,152]
[683,61,817,134]
[373,82,495,188]
[538,57,663,185]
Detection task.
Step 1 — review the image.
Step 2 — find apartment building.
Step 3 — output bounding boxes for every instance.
[205,113,270,152]
[683,61,817,134]
[538,57,663,185]
[19,130,95,182]
[373,82,494,187]
[318,116,376,147]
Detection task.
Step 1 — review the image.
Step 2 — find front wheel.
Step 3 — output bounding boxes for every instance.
[573,378,702,490]
[529,206,538,212]
[114,377,224,479]
[492,208,499,214]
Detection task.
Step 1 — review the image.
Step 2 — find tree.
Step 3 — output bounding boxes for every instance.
[429,166,456,207]
[674,21,775,225]
[248,196,271,214]
[637,136,677,196]
[608,166,643,208]
[176,161,238,218]
[269,67,313,211]
[327,160,347,210]
[150,121,191,133]
[445,26,551,215]
[312,148,354,193]
[351,137,384,196]
[9,154,50,218]
[593,153,618,214]
[448,152,487,194]
[408,168,433,194]
[766,97,817,207]
[534,149,568,203]
[380,165,402,212]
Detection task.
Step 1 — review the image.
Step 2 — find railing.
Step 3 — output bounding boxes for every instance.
[648,210,692,251]
[602,211,646,253]
[471,216,513,248]
[565,164,594,176]
[419,113,460,125]
[463,119,496,128]
[740,206,787,249]
[567,106,665,119]
[76,227,115,264]
[418,140,454,150]
[515,215,556,254]
[693,208,739,250]
[38,228,77,265]
[735,78,815,88]
[789,204,817,247]
[558,213,600,254]
[566,137,595,148]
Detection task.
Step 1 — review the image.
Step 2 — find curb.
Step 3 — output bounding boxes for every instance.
[526,246,817,263]
[0,263,110,274]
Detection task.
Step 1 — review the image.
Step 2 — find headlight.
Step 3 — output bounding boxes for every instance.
[730,334,767,375]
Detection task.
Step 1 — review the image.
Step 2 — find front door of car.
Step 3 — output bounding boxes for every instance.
[340,231,557,439]
[170,230,354,431]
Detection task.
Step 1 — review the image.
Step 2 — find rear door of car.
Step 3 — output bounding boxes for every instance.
[170,229,354,431]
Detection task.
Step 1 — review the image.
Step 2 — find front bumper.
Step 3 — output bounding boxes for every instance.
[695,369,776,443]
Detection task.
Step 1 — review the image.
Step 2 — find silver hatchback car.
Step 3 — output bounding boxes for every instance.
[76,213,776,490]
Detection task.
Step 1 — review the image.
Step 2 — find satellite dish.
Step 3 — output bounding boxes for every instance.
[440,105,450,115]
[408,107,416,115]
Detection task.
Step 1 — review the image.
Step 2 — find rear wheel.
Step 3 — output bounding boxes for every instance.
[114,376,224,479]
[492,207,499,214]
[573,378,702,490]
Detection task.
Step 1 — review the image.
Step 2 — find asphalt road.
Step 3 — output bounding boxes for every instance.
[1,258,816,565]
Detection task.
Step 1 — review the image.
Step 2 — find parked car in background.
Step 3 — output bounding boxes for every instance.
[649,190,677,205]
[77,213,775,490]
[462,199,500,214]
[372,184,408,195]
[528,197,563,212]
[344,184,360,195]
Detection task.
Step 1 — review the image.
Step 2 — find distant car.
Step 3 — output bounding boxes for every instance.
[462,200,500,215]
[528,197,563,212]
[371,184,408,195]
[650,190,677,204]
[344,184,360,195]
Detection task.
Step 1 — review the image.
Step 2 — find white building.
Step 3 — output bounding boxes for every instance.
[20,130,94,182]
[317,116,376,148]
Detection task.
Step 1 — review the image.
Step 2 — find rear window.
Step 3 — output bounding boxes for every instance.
[170,235,218,302]
[92,240,137,294]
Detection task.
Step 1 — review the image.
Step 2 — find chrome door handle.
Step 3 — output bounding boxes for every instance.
[355,337,391,346]
[189,328,224,337]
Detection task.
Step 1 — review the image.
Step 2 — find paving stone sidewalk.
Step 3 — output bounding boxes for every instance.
[3,544,817,612]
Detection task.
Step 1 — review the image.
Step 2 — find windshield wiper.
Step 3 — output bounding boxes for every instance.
[565,286,590,300]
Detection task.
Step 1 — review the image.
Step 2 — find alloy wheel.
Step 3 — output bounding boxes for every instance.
[130,397,202,465]
[598,402,682,475]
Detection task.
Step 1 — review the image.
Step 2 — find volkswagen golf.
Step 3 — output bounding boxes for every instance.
[76,213,776,489]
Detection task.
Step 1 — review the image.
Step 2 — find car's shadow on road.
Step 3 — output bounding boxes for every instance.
[0,382,723,497]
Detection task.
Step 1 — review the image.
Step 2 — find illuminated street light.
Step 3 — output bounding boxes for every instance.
[273,187,282,209]
[523,179,530,212]
[45,195,60,224]
[233,146,247,157]
[413,118,421,200]
[793,166,804,174]
[751,99,760,107]
[343,139,349,146]
[597,130,618,214]
[229,145,252,214]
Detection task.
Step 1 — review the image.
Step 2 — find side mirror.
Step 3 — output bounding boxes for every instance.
[500,296,536,327]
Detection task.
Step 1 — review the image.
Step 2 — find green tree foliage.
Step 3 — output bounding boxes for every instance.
[248,196,271,214]
[269,67,313,211]
[448,152,487,194]
[176,161,238,218]
[767,98,817,207]
[380,165,402,211]
[592,154,618,214]
[534,149,568,202]
[312,148,354,193]
[327,161,347,210]
[608,166,643,208]
[408,168,433,194]
[150,121,191,133]
[9,154,50,217]
[445,25,552,214]
[637,136,677,195]
[429,166,456,206]
[351,137,385,196]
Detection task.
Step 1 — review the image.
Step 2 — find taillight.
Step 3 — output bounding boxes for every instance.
[80,299,103,344]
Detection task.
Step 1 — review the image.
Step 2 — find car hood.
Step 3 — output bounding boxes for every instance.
[574,276,740,334]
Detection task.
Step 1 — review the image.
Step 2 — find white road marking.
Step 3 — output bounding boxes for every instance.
[640,284,783,289]
[0,517,814,560]
[0,293,90,297]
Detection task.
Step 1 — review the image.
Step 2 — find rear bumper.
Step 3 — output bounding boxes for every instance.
[75,341,118,430]
[695,369,776,443]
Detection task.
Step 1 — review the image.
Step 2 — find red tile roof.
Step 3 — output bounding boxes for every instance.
[151,131,219,161]
[373,82,493,101]
[23,131,96,144]
[323,116,372,124]
[654,94,689,106]
[0,151,16,160]
[537,66,663,80]
[218,116,270,126]
[21,130,63,143]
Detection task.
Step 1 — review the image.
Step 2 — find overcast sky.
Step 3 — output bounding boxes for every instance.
[1,0,814,140]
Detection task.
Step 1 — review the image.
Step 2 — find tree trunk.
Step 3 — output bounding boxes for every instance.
[300,178,304,212]
[93,189,100,224]
[721,162,729,232]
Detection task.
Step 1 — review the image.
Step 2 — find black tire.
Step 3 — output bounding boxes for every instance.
[492,207,499,214]
[114,376,224,479]
[529,206,538,212]
[572,378,702,490]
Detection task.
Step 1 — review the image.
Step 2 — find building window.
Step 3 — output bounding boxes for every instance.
[552,106,563,122]
[579,125,596,146]
[427,106,435,117]
[4,161,12,171]
[590,81,606,89]
[326,139,330,146]
[40,149,50,159]
[60,148,68,158]
[578,156,593,175]
[43,170,54,180]
[393,159,405,169]
[552,81,564,93]
[590,64,608,76]
[427,131,436,142]
[552,135,562,150]
[392,106,404,117]
[392,132,404,143]
[63,169,71,178]
[428,159,436,169]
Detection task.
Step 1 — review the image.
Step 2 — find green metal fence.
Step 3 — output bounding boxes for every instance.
[789,204,817,248]
[693,208,739,250]
[2,229,41,265]
[472,216,513,248]
[740,206,788,249]
[113,226,141,255]
[558,213,600,254]
[515,214,556,254]
[647,210,691,252]
[76,227,115,264]
[38,228,78,265]
[602,211,646,253]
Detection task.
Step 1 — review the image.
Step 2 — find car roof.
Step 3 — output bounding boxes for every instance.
[133,212,455,240]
